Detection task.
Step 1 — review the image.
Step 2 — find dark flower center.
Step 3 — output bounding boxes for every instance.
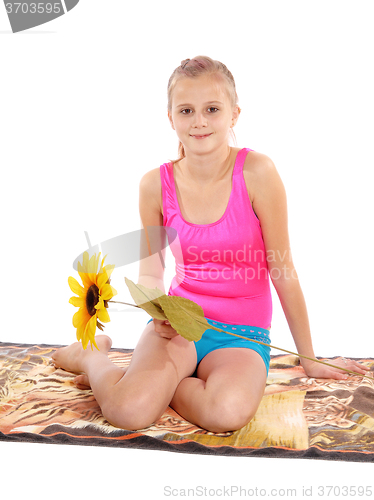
[86,284,100,316]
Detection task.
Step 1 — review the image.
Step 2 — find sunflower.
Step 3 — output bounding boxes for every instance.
[68,251,117,350]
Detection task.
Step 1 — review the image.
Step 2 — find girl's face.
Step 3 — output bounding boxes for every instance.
[168,74,240,156]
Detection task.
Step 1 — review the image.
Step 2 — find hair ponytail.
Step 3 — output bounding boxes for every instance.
[177,141,186,163]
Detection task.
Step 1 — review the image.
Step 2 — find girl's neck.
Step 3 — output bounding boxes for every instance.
[178,144,235,185]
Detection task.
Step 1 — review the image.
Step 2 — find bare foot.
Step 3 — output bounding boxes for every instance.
[52,335,112,374]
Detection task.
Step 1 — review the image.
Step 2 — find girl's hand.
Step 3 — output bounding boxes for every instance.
[301,356,371,380]
[152,318,180,340]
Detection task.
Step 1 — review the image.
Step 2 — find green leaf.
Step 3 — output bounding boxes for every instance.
[124,278,167,321]
[157,295,216,342]
[124,278,223,342]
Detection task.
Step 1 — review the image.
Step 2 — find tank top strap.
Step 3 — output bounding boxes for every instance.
[233,148,253,176]
[229,147,261,227]
[231,147,253,197]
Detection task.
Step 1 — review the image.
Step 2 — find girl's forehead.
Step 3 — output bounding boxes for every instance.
[172,74,230,105]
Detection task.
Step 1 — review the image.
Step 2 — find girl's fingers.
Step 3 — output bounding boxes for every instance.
[322,365,349,380]
[337,358,371,375]
[153,319,179,339]
[350,365,370,375]
[324,369,347,381]
[352,361,370,371]
[160,331,179,340]
[303,358,372,380]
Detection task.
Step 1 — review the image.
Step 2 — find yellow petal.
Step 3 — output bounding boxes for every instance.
[100,284,117,300]
[87,253,99,285]
[94,298,105,310]
[87,314,97,337]
[78,271,92,289]
[73,308,90,328]
[77,260,84,274]
[81,325,90,350]
[76,322,86,341]
[97,307,110,323]
[69,296,85,308]
[82,251,89,272]
[98,254,108,274]
[98,264,115,288]
[68,276,86,297]
[95,253,101,271]
[91,337,100,351]
[82,337,89,350]
[82,315,97,350]
[97,271,109,290]
[77,262,91,288]
[88,253,99,273]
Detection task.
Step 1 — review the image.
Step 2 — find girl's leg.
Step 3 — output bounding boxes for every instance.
[170,347,267,433]
[52,321,197,430]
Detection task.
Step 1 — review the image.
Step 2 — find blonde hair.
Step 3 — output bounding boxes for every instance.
[167,56,239,164]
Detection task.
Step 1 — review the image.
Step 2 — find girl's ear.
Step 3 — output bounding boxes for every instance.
[231,105,241,128]
[168,111,175,130]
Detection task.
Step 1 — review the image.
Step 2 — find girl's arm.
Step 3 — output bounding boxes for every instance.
[138,168,178,340]
[138,167,166,293]
[248,154,368,379]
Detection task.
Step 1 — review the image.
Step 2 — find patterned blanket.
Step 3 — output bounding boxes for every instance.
[1,342,373,462]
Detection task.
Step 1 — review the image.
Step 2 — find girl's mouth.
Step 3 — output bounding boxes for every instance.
[190,133,212,139]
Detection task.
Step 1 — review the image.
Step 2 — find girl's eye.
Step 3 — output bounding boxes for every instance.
[180,107,218,114]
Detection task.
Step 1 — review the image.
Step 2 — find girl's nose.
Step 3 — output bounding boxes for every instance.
[192,113,208,128]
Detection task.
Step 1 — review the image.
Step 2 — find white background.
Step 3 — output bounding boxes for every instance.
[1,1,373,498]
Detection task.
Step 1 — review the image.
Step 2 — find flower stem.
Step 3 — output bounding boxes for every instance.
[220,329,374,381]
[108,300,141,308]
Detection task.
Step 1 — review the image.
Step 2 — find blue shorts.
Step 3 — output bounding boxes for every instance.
[146,317,271,375]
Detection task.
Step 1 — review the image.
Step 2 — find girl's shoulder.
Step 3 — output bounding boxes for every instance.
[139,166,163,216]
[139,165,162,188]
[242,149,280,201]
[243,149,278,183]
[243,148,275,173]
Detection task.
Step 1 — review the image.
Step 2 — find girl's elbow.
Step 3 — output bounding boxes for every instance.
[269,264,299,288]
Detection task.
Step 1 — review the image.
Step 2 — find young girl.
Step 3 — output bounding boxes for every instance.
[53,56,369,433]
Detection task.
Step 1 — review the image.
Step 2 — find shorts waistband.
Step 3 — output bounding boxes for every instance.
[205,317,271,343]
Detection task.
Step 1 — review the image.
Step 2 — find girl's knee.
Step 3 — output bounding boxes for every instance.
[102,406,155,430]
[101,391,166,431]
[208,396,258,432]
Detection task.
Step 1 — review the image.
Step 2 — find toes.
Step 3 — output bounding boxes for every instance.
[74,374,91,389]
[51,354,59,368]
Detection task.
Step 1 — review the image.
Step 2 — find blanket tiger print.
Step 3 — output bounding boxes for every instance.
[0,342,373,462]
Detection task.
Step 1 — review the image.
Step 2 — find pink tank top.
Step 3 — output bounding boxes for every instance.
[160,148,272,329]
